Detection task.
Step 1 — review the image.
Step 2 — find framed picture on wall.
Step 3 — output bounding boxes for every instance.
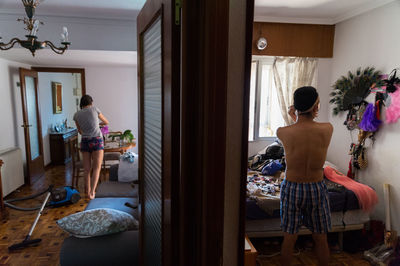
[52,82,63,114]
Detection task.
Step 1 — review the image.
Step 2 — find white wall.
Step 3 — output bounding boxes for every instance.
[248,139,275,157]
[85,66,138,153]
[317,58,333,123]
[328,1,400,231]
[0,14,136,51]
[0,58,31,173]
[247,58,332,157]
[38,72,80,165]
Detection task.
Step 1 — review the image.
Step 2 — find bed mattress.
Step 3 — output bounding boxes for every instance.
[246,209,370,235]
[246,188,360,220]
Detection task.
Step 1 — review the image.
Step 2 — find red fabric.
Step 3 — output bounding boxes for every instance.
[375,100,381,119]
[347,159,354,179]
[324,166,378,212]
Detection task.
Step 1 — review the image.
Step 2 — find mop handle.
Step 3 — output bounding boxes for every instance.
[383,184,391,231]
[27,191,51,238]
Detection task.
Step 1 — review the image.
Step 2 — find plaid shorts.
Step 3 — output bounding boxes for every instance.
[80,137,104,153]
[280,179,331,234]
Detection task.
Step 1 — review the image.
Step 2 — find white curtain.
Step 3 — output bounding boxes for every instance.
[272,57,318,125]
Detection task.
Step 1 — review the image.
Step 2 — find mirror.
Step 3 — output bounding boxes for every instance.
[52,82,63,114]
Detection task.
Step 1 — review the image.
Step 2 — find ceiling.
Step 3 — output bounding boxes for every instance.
[0,0,395,23]
[254,0,396,24]
[0,0,395,66]
[0,49,137,67]
[0,0,146,20]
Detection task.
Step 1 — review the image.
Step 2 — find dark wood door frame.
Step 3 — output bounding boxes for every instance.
[180,0,254,265]
[239,0,255,264]
[180,0,229,263]
[0,160,4,211]
[31,67,86,96]
[136,0,253,264]
[137,1,181,265]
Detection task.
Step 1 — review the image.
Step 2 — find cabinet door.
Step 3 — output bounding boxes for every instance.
[64,139,71,163]
[50,135,64,165]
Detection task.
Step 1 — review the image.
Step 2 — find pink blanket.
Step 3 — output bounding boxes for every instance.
[324,166,378,212]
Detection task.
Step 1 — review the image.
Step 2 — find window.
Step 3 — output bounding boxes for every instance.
[248,57,284,141]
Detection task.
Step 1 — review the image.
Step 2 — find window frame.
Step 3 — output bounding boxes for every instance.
[249,56,278,142]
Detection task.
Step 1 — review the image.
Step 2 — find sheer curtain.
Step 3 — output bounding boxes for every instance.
[272,57,318,125]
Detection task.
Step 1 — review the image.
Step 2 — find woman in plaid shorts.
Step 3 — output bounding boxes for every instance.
[277,86,333,266]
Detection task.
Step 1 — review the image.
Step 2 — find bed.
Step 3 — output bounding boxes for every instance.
[245,171,370,247]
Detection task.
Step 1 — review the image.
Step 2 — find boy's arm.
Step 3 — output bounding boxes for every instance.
[288,105,297,122]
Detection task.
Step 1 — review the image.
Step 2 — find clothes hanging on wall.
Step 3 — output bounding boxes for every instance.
[385,88,400,124]
[359,103,382,132]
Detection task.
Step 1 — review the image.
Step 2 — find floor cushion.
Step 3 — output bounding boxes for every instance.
[60,230,139,266]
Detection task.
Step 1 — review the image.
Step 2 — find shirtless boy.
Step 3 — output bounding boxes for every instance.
[277,86,333,266]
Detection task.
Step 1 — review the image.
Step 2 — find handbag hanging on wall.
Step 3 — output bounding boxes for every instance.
[357,146,368,169]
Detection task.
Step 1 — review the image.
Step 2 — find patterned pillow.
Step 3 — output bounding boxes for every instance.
[56,208,138,238]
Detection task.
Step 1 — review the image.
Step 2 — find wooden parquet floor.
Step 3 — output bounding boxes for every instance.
[253,237,372,266]
[0,164,89,266]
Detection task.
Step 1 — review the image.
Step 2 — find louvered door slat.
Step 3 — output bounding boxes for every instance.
[142,16,162,266]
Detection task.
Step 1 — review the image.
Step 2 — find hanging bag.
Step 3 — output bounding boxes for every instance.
[357,146,368,169]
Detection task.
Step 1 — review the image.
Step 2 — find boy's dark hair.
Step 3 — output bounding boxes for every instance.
[293,86,318,112]
[80,95,93,109]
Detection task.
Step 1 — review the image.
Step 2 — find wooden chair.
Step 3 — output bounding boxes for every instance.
[70,136,84,189]
[102,131,122,180]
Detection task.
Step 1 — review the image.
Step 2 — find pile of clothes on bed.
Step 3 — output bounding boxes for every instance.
[247,171,282,216]
[246,140,378,220]
[247,139,285,217]
[248,139,285,175]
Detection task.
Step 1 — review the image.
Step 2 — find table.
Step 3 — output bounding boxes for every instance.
[104,141,136,154]
[245,235,258,266]
[50,128,78,165]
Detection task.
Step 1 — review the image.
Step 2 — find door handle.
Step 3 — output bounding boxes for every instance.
[21,124,32,128]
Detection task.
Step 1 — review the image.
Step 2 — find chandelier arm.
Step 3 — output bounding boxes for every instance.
[0,38,21,50]
[1,2,70,56]
[44,40,68,55]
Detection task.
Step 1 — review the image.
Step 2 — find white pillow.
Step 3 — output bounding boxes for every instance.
[56,208,138,238]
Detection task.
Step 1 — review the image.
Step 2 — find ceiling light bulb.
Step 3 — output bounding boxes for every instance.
[257,37,267,50]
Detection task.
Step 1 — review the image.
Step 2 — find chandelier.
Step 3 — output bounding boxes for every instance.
[0,0,71,56]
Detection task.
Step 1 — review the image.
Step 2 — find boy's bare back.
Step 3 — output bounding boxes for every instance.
[277,121,333,183]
